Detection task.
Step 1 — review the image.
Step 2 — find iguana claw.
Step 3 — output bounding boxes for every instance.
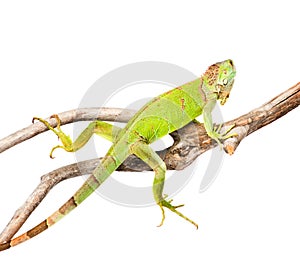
[32,115,73,158]
[210,123,237,148]
[157,199,198,229]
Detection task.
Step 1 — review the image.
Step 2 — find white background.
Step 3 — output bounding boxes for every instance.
[0,1,299,264]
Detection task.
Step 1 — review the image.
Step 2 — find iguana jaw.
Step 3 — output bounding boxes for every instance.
[218,79,235,105]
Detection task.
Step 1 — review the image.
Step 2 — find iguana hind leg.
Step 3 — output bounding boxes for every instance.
[33,114,121,158]
[131,141,198,229]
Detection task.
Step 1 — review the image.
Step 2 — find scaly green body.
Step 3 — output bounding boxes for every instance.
[0,59,236,251]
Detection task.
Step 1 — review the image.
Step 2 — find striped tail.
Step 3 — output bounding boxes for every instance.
[0,151,126,252]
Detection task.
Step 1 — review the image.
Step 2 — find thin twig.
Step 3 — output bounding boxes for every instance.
[0,82,299,243]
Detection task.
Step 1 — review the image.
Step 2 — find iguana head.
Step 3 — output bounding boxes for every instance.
[203,59,236,105]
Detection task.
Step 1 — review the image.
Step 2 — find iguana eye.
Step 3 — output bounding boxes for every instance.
[222,78,228,85]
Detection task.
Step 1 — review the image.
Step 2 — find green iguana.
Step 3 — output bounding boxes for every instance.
[0,59,236,251]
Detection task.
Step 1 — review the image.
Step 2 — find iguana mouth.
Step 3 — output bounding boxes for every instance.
[214,84,229,105]
[219,91,230,105]
[215,84,228,105]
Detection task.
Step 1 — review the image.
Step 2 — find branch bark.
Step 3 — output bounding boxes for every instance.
[0,82,299,243]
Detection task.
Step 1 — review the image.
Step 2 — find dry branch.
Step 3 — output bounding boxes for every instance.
[0,82,299,243]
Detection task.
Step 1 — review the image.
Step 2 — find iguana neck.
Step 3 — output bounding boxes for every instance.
[181,77,217,108]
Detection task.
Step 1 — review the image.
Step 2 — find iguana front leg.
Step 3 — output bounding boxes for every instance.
[202,100,236,146]
[33,115,121,158]
[131,141,198,229]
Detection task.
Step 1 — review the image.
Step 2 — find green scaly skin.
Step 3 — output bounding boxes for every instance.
[0,59,236,251]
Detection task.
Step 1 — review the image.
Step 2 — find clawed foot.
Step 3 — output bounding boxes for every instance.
[157,199,198,229]
[32,114,73,158]
[210,123,238,148]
